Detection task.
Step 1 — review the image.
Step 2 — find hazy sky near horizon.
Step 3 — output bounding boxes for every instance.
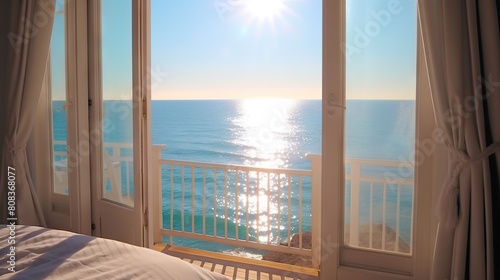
[50,0,417,100]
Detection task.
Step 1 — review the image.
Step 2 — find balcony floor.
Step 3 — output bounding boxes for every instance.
[153,244,319,280]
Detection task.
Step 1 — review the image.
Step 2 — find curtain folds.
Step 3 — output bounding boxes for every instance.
[0,0,56,226]
[418,0,500,279]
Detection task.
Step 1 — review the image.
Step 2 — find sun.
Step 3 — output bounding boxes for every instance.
[243,0,286,20]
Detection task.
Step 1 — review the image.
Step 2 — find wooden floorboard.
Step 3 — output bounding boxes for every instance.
[154,244,319,280]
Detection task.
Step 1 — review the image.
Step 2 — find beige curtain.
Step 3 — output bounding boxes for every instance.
[0,0,56,226]
[418,0,500,279]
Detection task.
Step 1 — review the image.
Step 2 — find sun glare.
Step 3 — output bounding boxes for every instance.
[243,0,286,19]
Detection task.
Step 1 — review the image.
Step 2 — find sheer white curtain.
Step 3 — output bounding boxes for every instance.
[0,0,56,226]
[418,0,500,279]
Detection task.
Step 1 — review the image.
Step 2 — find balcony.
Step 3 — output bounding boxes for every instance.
[150,144,413,277]
[52,142,414,278]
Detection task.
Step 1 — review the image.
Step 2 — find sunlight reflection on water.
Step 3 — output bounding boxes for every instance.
[227,99,305,243]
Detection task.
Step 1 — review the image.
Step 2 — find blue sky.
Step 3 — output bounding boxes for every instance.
[50,0,417,100]
[151,0,416,100]
[50,0,65,101]
[345,0,417,100]
[101,0,133,101]
[151,0,322,100]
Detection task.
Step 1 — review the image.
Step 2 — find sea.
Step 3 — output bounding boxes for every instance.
[52,99,415,256]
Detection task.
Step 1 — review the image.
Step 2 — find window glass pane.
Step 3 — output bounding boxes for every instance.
[344,0,417,254]
[100,0,134,207]
[50,0,68,195]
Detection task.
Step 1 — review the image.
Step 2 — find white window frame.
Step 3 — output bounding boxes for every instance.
[34,0,92,234]
[65,0,92,235]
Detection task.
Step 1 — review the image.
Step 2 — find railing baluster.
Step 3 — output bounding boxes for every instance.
[369,182,374,249]
[203,168,206,236]
[410,185,414,255]
[308,154,322,269]
[287,176,291,247]
[125,162,129,198]
[267,172,271,245]
[130,161,134,199]
[130,161,134,198]
[277,173,281,245]
[396,184,401,252]
[113,147,123,198]
[181,166,185,233]
[350,162,360,247]
[213,168,217,237]
[153,145,165,246]
[246,171,250,242]
[256,172,260,244]
[192,167,195,234]
[235,169,239,241]
[299,176,303,249]
[224,170,228,239]
[382,183,387,250]
[170,166,174,245]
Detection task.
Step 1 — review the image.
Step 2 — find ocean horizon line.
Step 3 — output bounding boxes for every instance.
[51,98,417,102]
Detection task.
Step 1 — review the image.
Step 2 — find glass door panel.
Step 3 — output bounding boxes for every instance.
[50,0,69,195]
[100,0,134,207]
[344,0,417,255]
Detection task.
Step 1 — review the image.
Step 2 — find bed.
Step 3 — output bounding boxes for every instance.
[0,225,229,279]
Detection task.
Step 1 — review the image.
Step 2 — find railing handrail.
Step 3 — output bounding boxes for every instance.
[159,158,312,176]
[53,140,133,149]
[344,174,414,185]
[346,158,409,168]
[55,141,409,169]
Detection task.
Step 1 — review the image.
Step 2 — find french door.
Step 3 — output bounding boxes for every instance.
[41,0,150,246]
[40,0,432,276]
[321,0,435,279]
[87,0,150,246]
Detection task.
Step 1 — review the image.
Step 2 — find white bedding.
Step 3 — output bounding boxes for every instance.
[0,225,228,280]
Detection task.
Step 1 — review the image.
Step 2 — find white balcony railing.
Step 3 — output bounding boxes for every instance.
[151,145,414,269]
[52,142,414,267]
[53,141,134,206]
[345,159,414,254]
[152,145,322,268]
